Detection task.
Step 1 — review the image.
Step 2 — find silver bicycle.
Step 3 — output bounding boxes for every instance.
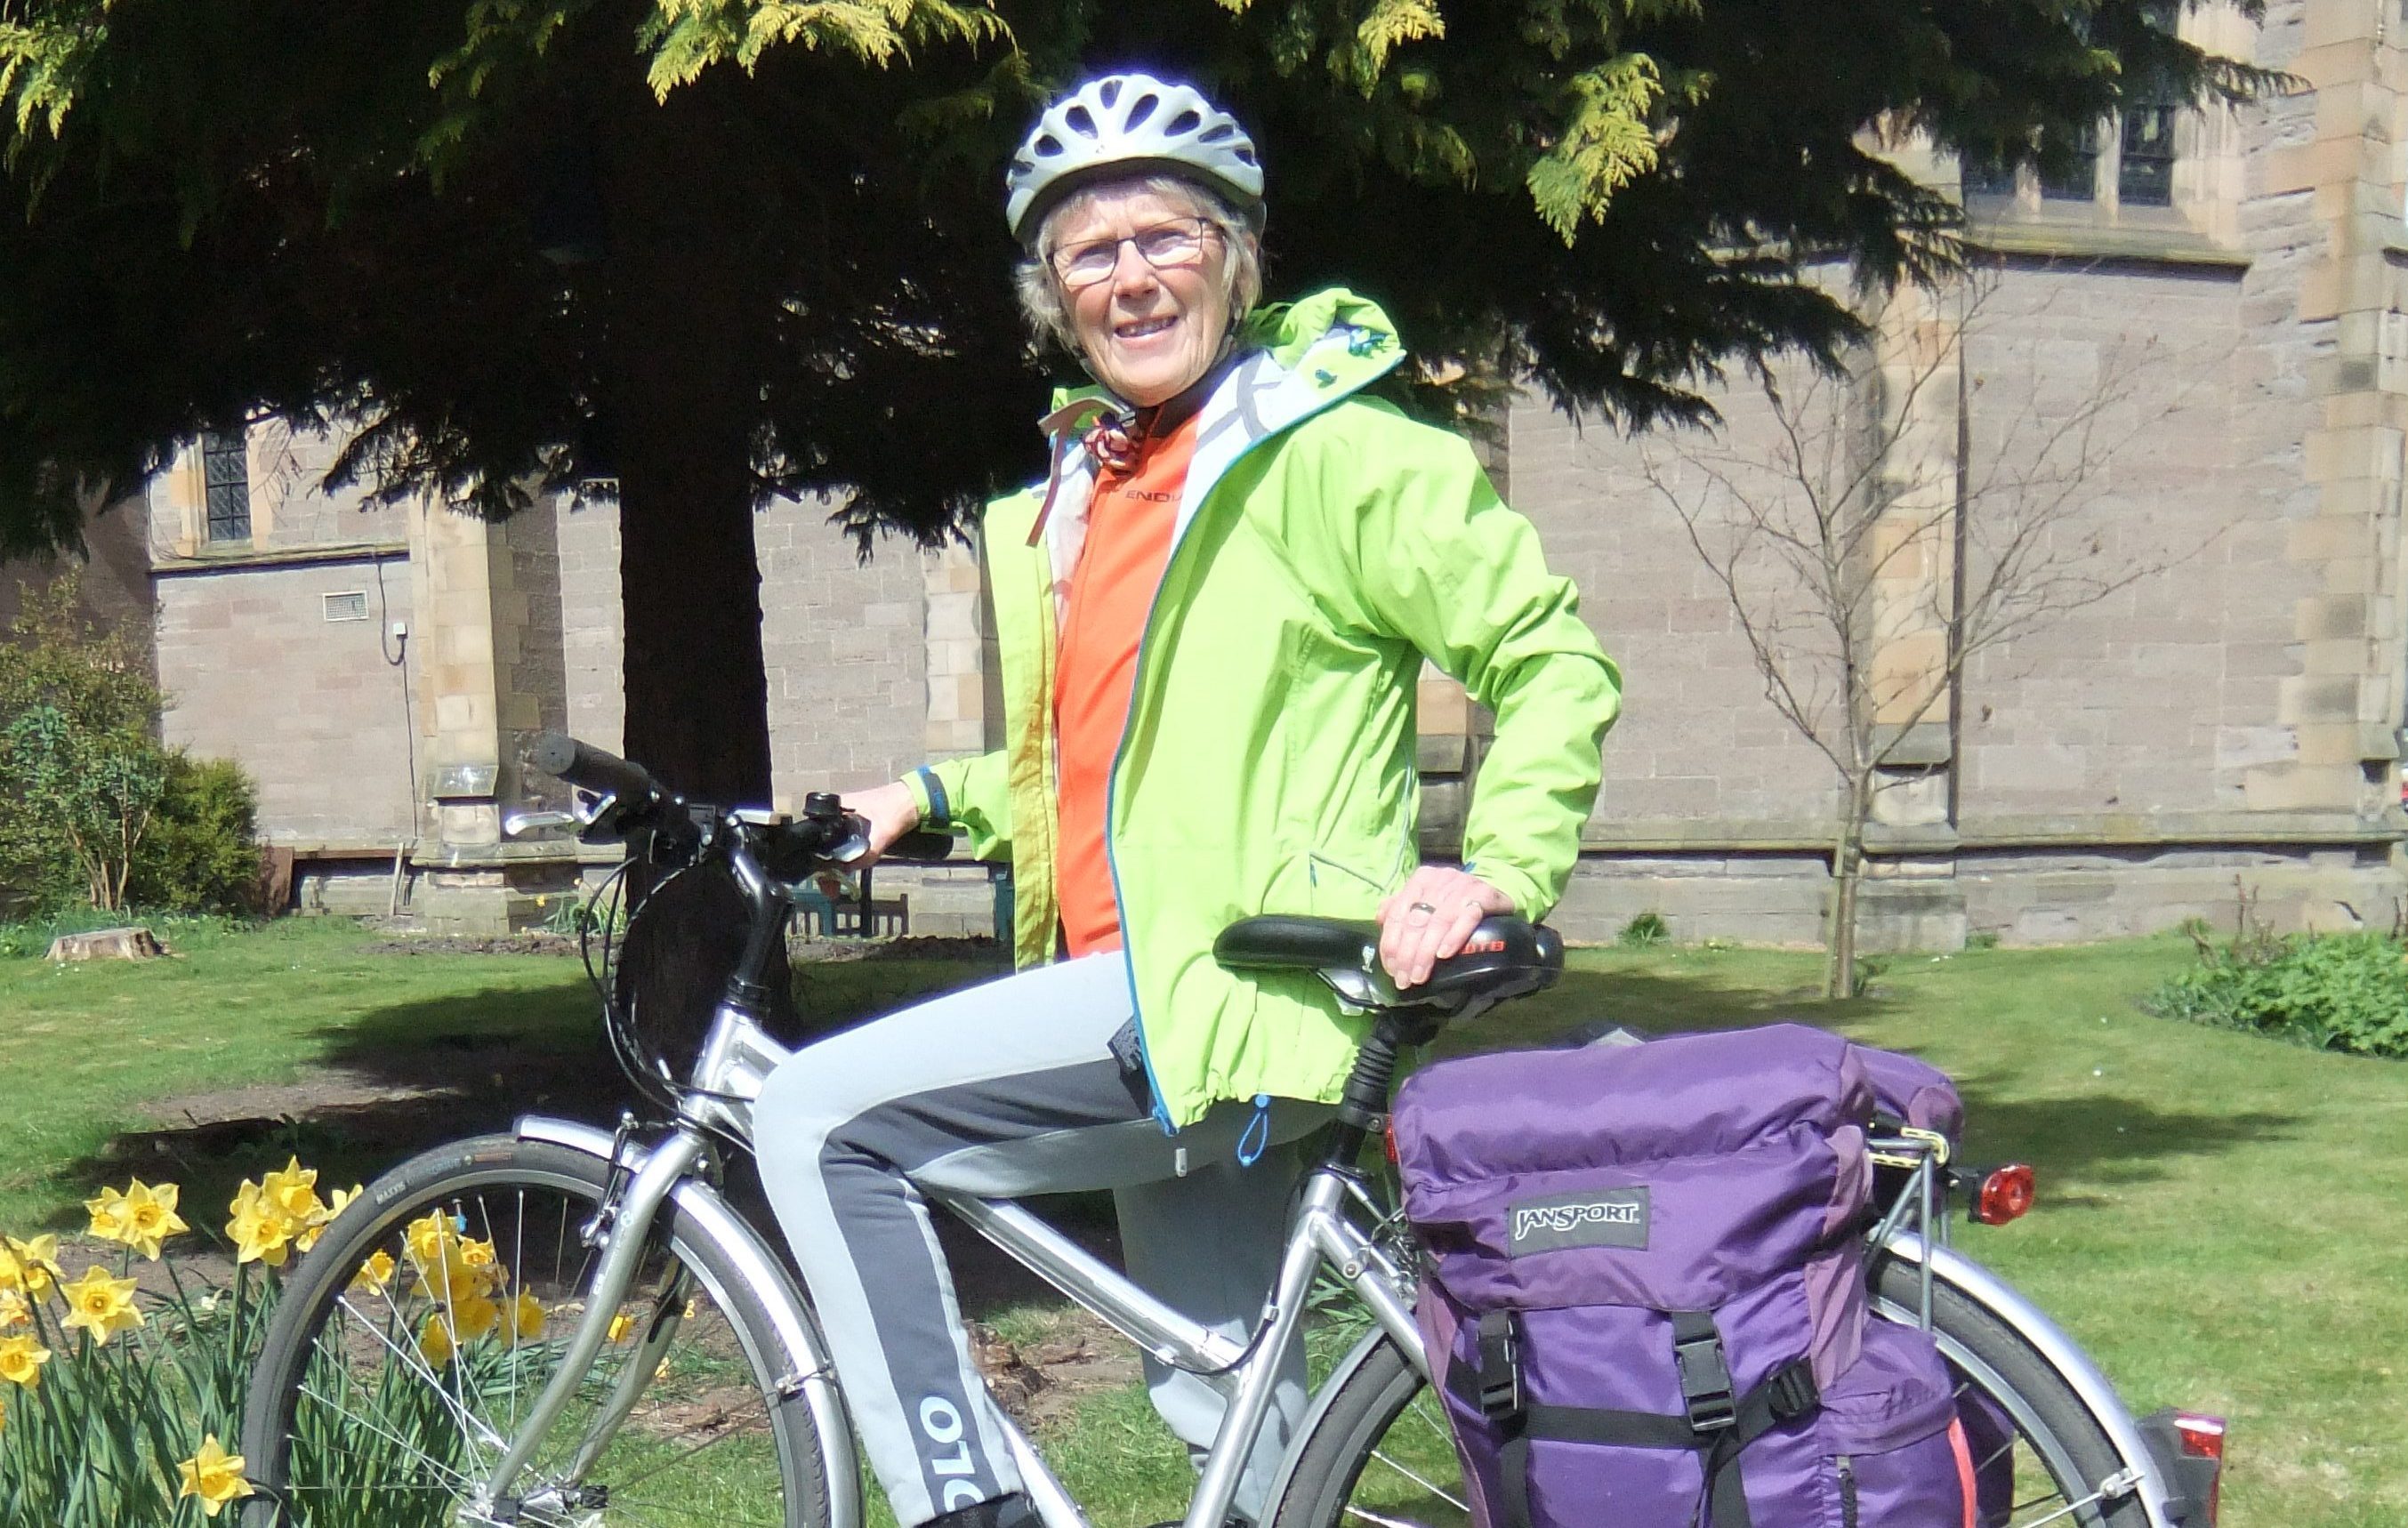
[238,734,2224,1528]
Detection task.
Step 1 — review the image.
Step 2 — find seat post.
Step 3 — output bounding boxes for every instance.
[1320,1017,1408,1167]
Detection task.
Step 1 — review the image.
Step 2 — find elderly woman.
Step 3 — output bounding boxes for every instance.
[753,73,1621,1528]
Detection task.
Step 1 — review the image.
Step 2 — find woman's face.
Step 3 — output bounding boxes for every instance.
[1049,186,1234,407]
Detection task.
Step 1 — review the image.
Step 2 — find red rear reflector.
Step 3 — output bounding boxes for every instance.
[1974,1164,2035,1225]
[2175,1413,2227,1460]
[1383,1120,1399,1166]
[2176,1413,2227,1524]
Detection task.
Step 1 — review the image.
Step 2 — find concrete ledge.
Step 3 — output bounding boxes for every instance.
[1580,808,2404,854]
[1965,218,2251,270]
[153,541,409,575]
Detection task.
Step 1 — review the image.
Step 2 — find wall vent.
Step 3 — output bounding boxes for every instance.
[322,591,370,623]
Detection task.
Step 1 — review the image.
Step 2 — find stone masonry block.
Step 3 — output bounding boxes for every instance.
[2295,593,2373,640]
[2278,672,2362,720]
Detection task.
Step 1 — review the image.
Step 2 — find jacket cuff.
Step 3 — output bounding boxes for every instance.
[902,766,949,828]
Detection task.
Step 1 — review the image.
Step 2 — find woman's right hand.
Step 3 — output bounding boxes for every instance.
[842,780,924,861]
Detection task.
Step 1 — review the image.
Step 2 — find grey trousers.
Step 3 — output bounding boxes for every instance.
[753,953,1330,1527]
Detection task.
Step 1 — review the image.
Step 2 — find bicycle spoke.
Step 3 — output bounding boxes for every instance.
[294,1380,480,1494]
[1365,1449,1469,1513]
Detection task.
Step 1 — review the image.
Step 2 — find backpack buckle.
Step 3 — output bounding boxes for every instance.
[1476,1310,1521,1419]
[1671,1316,1736,1434]
[1765,1358,1821,1421]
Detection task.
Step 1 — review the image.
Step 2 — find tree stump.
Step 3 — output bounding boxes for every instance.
[46,927,168,961]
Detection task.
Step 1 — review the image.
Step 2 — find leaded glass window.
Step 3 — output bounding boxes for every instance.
[203,430,250,543]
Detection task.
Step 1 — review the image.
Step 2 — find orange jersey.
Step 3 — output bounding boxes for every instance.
[1052,411,1202,956]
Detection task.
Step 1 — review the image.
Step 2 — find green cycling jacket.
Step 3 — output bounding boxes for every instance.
[904,287,1621,1130]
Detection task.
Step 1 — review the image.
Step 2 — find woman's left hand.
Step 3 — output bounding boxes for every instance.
[1377,866,1516,989]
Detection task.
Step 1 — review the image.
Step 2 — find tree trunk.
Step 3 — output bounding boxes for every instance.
[598,74,776,811]
[614,414,776,808]
[1825,774,1869,1000]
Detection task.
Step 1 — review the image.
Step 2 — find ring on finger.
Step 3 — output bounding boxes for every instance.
[1408,901,1438,914]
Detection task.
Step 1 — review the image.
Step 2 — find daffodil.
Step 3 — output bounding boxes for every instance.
[176,1435,255,1519]
[0,1290,27,1329]
[57,1266,143,1345]
[113,1180,189,1260]
[261,1158,322,1220]
[0,1235,61,1301]
[510,1289,546,1342]
[0,1333,51,1388]
[84,1184,131,1242]
[417,1312,456,1367]
[348,1250,397,1297]
[447,1292,502,1343]
[227,1180,300,1267]
[607,1310,635,1344]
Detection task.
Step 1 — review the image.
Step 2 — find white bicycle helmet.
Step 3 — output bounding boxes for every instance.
[1005,72,1264,244]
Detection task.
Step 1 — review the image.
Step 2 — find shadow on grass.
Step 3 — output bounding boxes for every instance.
[53,947,2294,1307]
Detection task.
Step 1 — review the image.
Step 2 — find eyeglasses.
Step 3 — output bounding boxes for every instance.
[1049,218,1220,290]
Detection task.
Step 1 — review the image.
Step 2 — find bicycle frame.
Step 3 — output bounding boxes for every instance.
[481,994,1428,1528]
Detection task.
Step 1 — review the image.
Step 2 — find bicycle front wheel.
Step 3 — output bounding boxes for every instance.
[1271,1257,2154,1528]
[240,1136,830,1528]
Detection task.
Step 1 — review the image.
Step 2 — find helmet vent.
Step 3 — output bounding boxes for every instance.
[1099,77,1123,109]
[1034,133,1061,157]
[1164,109,1202,136]
[1235,146,1259,165]
[1124,91,1158,128]
[1200,122,1235,142]
[1065,104,1097,137]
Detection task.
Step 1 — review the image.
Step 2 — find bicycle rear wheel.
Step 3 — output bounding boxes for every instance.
[1270,1256,2154,1528]
[240,1136,829,1528]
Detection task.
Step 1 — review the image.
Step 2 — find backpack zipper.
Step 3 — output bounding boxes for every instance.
[1836,1454,1858,1528]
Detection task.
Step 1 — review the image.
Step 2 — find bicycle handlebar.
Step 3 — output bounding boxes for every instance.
[527,731,669,808]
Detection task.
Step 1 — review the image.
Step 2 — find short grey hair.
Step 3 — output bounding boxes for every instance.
[1013,173,1264,357]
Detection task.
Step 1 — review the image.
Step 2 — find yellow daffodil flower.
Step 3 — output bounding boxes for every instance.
[84,1185,132,1243]
[261,1158,322,1220]
[176,1435,255,1519]
[418,1312,456,1367]
[607,1310,635,1343]
[58,1266,143,1346]
[0,1235,62,1301]
[348,1250,398,1297]
[0,1290,28,1330]
[447,1292,502,1343]
[0,1333,52,1388]
[227,1181,299,1267]
[511,1290,546,1342]
[117,1180,189,1261]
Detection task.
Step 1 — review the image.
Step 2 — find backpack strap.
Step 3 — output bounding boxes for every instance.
[1448,1310,1822,1528]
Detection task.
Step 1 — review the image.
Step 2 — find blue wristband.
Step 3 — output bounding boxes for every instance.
[914,766,951,828]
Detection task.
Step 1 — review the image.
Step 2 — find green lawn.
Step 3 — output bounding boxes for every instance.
[0,921,2398,1525]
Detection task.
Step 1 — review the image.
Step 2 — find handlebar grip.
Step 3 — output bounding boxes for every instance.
[526,731,666,805]
[882,830,958,864]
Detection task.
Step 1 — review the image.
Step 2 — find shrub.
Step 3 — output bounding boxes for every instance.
[127,754,262,915]
[2146,929,2408,1060]
[0,574,168,915]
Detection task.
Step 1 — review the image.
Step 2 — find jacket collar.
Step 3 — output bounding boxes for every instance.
[1026,287,1407,601]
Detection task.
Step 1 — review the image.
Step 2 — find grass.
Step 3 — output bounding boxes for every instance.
[0,921,2398,1525]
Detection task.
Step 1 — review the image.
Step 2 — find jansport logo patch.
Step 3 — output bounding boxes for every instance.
[1507,1186,1650,1255]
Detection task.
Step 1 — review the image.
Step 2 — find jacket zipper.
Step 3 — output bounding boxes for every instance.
[1091,334,1389,1135]
[1836,1454,1858,1528]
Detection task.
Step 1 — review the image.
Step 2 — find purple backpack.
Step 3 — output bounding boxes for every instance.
[1394,1024,1976,1528]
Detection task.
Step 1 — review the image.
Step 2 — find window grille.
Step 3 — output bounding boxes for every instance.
[323,591,369,622]
[2119,104,2177,206]
[202,430,251,543]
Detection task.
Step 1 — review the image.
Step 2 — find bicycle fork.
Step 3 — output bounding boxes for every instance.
[471,1126,711,1520]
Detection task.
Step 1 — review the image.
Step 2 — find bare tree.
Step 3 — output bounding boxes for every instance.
[1639,270,2219,996]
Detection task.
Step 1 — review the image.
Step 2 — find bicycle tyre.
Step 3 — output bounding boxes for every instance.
[1270,1255,2153,1528]
[239,1135,831,1528]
